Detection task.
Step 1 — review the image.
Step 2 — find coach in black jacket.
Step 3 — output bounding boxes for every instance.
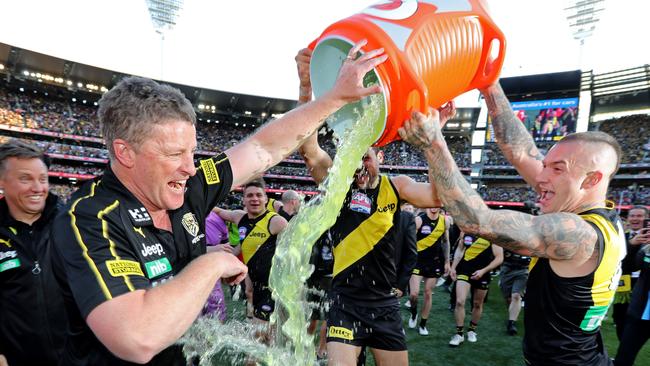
[0,140,67,366]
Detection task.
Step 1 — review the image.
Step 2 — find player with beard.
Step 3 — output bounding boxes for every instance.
[295,47,455,366]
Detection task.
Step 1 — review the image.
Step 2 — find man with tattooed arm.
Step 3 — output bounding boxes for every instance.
[399,82,625,366]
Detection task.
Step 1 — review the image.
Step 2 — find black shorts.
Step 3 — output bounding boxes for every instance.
[252,281,275,321]
[307,276,332,321]
[326,298,407,351]
[412,257,444,278]
[456,261,491,290]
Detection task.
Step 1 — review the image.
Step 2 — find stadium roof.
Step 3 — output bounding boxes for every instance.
[0,42,296,118]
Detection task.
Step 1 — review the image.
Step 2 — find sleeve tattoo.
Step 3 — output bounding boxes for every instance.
[422,138,597,260]
[483,84,544,163]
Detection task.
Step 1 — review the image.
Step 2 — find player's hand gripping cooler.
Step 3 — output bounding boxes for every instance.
[309,0,506,146]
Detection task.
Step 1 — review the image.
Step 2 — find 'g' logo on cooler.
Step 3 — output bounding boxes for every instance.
[362,0,472,20]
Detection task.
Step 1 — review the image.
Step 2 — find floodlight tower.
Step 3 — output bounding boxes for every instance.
[146,0,185,79]
[565,0,605,46]
[564,0,606,132]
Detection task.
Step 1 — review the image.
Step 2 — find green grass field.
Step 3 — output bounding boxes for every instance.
[369,281,650,366]
[219,280,649,365]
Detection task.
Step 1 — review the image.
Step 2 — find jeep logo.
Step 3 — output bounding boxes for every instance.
[376,203,396,213]
[249,232,267,239]
[141,243,165,257]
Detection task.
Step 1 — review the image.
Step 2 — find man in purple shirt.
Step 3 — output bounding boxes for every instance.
[203,212,233,321]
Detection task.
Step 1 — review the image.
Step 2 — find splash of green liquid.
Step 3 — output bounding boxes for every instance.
[267,93,382,366]
[179,94,382,365]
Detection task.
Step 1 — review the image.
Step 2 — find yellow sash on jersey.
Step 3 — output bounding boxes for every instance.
[417,215,445,252]
[333,176,398,277]
[241,212,276,264]
[464,237,491,261]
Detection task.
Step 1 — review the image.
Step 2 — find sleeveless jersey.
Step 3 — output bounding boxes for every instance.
[238,211,278,284]
[416,213,446,262]
[328,175,401,306]
[460,235,494,269]
[523,207,625,366]
[277,206,293,221]
[266,198,278,213]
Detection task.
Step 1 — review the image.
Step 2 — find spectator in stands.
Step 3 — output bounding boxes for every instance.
[0,140,67,366]
[599,114,650,164]
[50,42,386,365]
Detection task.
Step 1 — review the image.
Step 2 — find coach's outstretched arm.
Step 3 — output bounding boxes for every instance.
[480,83,544,189]
[226,40,386,187]
[398,111,598,264]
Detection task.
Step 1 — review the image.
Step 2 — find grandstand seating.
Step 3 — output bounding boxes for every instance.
[1,80,648,207]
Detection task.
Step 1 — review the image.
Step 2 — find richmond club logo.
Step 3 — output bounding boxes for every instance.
[181,212,199,237]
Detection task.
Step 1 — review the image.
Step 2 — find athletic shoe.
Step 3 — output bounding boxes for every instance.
[507,322,518,336]
[467,330,478,343]
[418,326,429,336]
[408,315,417,329]
[449,334,464,347]
[404,299,411,308]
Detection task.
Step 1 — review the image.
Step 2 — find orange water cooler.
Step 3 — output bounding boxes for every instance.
[309,0,506,146]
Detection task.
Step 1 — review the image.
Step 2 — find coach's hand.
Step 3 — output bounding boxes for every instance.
[213,252,247,285]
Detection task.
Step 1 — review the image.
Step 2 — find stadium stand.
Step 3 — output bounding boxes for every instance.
[0,66,647,209]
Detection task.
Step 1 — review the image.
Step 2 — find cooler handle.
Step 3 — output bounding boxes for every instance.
[471,19,506,89]
[398,51,429,116]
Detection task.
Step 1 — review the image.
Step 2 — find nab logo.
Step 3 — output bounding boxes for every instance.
[377,203,396,213]
[145,258,172,279]
[141,243,165,257]
[128,207,151,223]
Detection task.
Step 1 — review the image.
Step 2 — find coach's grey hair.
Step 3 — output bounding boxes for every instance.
[97,76,196,159]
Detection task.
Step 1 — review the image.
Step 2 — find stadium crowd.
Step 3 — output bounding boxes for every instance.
[2,84,649,208]
[598,114,650,164]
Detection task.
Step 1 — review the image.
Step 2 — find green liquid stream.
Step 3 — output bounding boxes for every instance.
[180,94,382,365]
